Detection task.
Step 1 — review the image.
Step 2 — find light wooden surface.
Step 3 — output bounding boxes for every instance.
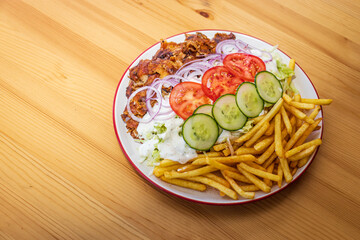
[0,0,359,239]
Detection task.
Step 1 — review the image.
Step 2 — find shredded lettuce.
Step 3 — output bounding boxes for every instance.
[154,123,167,134]
[242,120,254,133]
[275,59,294,80]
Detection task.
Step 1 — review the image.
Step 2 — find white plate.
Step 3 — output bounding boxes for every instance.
[113,30,323,205]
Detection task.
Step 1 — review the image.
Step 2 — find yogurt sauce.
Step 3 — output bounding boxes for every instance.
[137,114,197,164]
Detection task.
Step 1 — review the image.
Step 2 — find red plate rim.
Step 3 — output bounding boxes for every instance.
[112,29,324,206]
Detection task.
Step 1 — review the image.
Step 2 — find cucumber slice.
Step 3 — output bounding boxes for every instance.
[212,94,247,131]
[255,71,283,103]
[182,113,219,151]
[194,104,223,134]
[235,82,264,118]
[194,104,213,115]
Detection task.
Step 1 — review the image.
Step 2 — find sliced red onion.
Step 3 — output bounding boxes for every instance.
[127,86,162,123]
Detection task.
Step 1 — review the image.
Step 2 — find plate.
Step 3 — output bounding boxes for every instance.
[113,30,323,205]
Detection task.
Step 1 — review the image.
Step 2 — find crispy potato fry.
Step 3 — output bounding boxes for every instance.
[213,143,227,152]
[246,162,267,171]
[192,154,256,165]
[222,170,252,183]
[177,164,200,173]
[285,139,322,158]
[291,167,298,176]
[284,122,310,151]
[159,159,179,167]
[279,158,292,183]
[160,176,206,191]
[254,136,274,152]
[301,98,333,105]
[153,165,183,177]
[282,93,293,104]
[283,102,313,124]
[195,152,223,159]
[236,98,283,144]
[262,152,278,169]
[240,185,260,192]
[237,164,271,193]
[223,148,231,156]
[294,118,322,148]
[187,176,238,200]
[289,101,315,110]
[274,113,284,158]
[309,105,321,119]
[277,164,283,188]
[244,121,270,147]
[290,161,298,168]
[294,94,301,102]
[251,115,265,124]
[222,172,255,199]
[239,163,280,182]
[264,163,275,187]
[280,106,292,135]
[204,173,230,188]
[297,156,310,168]
[286,59,296,86]
[164,166,217,179]
[264,118,275,136]
[288,145,317,161]
[207,158,238,171]
[235,147,263,155]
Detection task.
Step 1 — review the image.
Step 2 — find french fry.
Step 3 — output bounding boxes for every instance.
[160,176,207,191]
[254,136,274,152]
[240,185,260,192]
[291,167,298,176]
[290,161,298,168]
[284,122,310,151]
[159,159,179,167]
[297,156,310,168]
[164,166,217,179]
[235,147,263,155]
[285,139,322,158]
[282,93,293,104]
[244,121,270,147]
[289,101,315,110]
[274,113,284,158]
[213,143,227,152]
[251,115,265,124]
[153,165,183,177]
[237,164,271,193]
[286,59,296,86]
[239,163,280,182]
[204,173,230,188]
[262,152,278,169]
[195,152,223,159]
[283,102,314,124]
[280,106,292,135]
[236,98,283,144]
[277,164,283,187]
[288,145,317,161]
[246,162,267,171]
[294,94,301,102]
[279,158,292,183]
[301,98,333,105]
[187,176,238,200]
[264,163,275,187]
[223,172,255,199]
[264,118,275,136]
[294,118,322,147]
[222,170,252,183]
[177,164,200,173]
[206,158,238,172]
[309,106,321,120]
[192,154,256,165]
[222,148,231,156]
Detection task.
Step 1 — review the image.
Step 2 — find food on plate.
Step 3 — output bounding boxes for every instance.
[120,32,333,200]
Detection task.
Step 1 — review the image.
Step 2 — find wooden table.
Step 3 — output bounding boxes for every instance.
[1,0,359,239]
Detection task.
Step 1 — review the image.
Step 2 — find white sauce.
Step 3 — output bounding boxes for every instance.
[137,114,197,164]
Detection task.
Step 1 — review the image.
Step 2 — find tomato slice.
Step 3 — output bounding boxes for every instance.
[169,82,211,119]
[201,66,244,101]
[223,53,266,82]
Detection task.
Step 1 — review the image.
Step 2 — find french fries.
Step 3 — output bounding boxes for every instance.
[155,86,331,200]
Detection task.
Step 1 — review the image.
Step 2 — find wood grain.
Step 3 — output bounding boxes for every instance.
[0,0,359,239]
